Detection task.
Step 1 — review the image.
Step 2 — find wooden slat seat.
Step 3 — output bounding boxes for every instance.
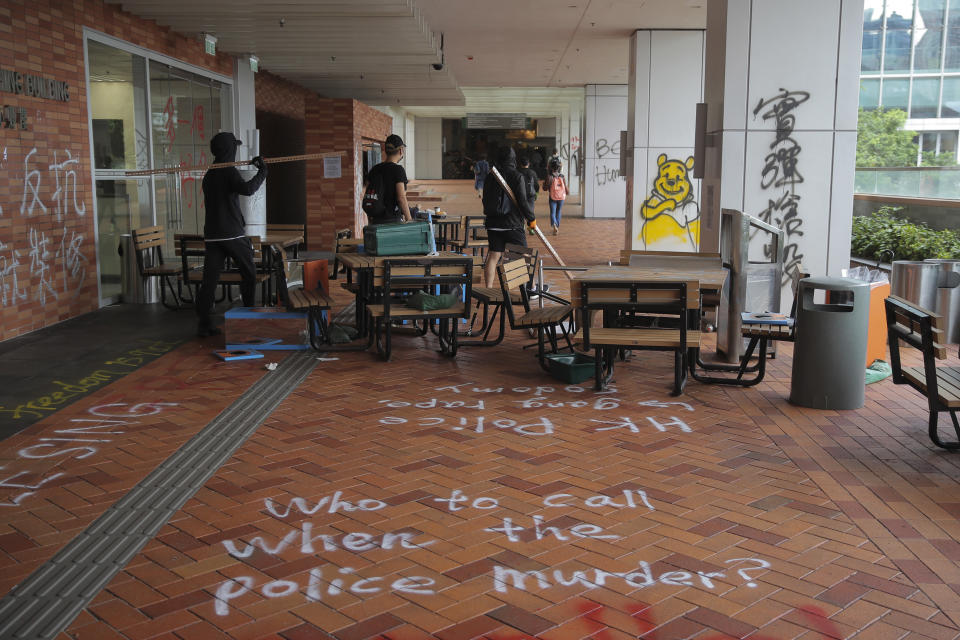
[471,286,522,305]
[367,303,466,318]
[741,323,793,339]
[885,294,960,449]
[589,328,702,348]
[513,305,573,327]
[142,264,181,276]
[902,367,960,408]
[287,288,334,311]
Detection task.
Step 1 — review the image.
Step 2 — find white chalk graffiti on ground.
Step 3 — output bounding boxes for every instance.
[492,558,772,594]
[0,402,178,507]
[213,491,772,615]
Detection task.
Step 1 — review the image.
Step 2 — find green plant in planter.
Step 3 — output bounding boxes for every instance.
[851,207,960,262]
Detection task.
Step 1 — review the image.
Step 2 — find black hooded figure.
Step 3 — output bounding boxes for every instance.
[195,132,268,337]
[480,146,535,287]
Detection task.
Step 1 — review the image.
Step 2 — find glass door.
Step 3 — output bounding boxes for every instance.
[88,39,151,302]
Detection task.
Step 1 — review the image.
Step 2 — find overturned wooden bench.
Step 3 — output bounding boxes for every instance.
[884,294,959,450]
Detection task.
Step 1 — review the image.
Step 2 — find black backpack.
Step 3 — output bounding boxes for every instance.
[362,168,387,219]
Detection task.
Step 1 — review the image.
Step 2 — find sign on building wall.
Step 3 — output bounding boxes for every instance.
[466,113,527,129]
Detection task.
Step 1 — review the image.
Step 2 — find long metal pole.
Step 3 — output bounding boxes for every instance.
[124,151,345,177]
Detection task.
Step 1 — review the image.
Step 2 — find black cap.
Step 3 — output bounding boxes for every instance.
[385,134,405,153]
[210,131,242,157]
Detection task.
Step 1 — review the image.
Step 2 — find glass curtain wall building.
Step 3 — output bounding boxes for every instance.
[860,0,960,163]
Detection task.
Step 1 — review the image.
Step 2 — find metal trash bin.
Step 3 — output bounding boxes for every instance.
[924,259,960,344]
[118,233,159,304]
[891,260,942,311]
[790,277,869,410]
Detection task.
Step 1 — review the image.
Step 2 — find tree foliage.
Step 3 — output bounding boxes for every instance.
[851,207,960,260]
[856,108,920,168]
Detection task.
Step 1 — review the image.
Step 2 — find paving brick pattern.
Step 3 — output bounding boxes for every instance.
[2,205,960,639]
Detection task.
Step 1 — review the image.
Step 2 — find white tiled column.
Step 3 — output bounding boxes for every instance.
[703,0,864,292]
[624,30,706,252]
[583,85,628,218]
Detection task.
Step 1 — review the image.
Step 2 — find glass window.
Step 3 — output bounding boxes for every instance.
[864,0,885,30]
[862,30,884,72]
[88,40,148,170]
[940,130,958,155]
[946,28,960,69]
[860,78,882,109]
[941,76,960,115]
[918,0,946,28]
[882,77,911,110]
[885,0,915,27]
[885,28,914,70]
[912,27,943,71]
[911,77,941,116]
[949,0,960,27]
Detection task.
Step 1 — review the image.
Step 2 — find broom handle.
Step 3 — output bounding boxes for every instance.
[489,166,575,280]
[124,151,345,177]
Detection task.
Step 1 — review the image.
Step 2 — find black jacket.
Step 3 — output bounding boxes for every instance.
[482,148,534,229]
[201,136,267,239]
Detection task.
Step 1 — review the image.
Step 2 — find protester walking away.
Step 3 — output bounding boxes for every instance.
[362,134,413,224]
[482,147,535,287]
[544,158,569,236]
[196,132,267,338]
[473,153,490,199]
[548,148,560,168]
[519,156,540,235]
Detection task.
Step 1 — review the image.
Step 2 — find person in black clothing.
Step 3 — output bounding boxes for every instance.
[519,156,540,216]
[363,134,412,224]
[196,131,267,337]
[482,147,536,287]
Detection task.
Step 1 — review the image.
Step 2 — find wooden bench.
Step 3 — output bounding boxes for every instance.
[266,223,305,257]
[272,247,335,349]
[581,280,700,395]
[450,216,488,257]
[496,258,573,369]
[366,257,474,361]
[332,228,362,284]
[131,225,182,309]
[175,234,271,304]
[884,294,960,449]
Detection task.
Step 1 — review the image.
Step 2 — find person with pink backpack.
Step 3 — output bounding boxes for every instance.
[543,158,569,235]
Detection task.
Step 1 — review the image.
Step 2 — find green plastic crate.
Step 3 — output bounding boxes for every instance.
[544,352,595,384]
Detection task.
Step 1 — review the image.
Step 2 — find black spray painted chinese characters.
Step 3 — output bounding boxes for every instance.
[752,88,810,284]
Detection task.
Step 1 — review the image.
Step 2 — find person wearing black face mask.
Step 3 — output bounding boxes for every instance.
[195,131,267,337]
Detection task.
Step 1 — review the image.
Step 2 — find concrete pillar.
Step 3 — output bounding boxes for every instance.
[567,106,582,197]
[233,58,266,236]
[583,85,628,218]
[703,0,863,300]
[624,30,706,252]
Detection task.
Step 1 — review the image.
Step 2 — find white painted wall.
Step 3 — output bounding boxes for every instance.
[625,30,706,251]
[414,117,442,179]
[374,106,416,178]
[233,59,265,236]
[704,0,863,308]
[584,85,628,218]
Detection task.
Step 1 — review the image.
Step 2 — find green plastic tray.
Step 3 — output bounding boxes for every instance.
[545,352,596,384]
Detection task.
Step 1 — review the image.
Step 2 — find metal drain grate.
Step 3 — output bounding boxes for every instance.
[0,350,317,639]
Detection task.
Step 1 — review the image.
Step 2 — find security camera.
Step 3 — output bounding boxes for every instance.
[432,62,444,71]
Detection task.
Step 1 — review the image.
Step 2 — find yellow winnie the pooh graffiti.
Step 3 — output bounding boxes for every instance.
[639,154,700,251]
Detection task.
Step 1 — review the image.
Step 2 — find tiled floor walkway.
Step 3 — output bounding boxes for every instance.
[2,188,960,639]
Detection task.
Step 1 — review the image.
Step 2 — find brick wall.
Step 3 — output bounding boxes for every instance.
[0,0,233,341]
[255,70,308,121]
[303,99,392,252]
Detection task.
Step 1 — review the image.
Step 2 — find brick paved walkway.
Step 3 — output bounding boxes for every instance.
[2,204,960,639]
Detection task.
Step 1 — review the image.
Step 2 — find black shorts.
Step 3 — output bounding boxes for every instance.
[486,228,527,252]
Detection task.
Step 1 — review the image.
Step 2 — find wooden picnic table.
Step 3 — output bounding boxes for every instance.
[262,234,304,251]
[570,262,728,308]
